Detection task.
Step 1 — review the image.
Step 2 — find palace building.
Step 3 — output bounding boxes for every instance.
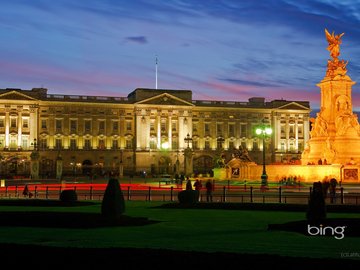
[0,87,310,179]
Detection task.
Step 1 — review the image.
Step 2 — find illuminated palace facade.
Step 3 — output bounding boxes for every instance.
[0,87,310,178]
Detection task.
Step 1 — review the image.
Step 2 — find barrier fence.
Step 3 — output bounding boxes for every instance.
[0,184,359,205]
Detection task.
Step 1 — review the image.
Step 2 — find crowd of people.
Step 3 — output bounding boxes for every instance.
[185,178,214,202]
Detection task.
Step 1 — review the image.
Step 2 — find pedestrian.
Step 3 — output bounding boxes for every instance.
[205,179,213,202]
[329,178,338,203]
[186,177,192,190]
[22,184,33,198]
[22,184,29,197]
[193,179,202,191]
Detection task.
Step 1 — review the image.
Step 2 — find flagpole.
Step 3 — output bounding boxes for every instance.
[155,56,158,89]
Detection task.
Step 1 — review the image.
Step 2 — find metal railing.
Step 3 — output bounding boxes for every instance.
[0,184,359,205]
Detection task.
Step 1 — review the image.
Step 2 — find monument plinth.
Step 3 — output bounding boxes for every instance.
[302,29,360,165]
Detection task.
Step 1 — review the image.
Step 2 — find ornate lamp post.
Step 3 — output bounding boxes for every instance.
[31,138,37,151]
[30,138,39,180]
[184,133,193,177]
[119,150,123,178]
[255,120,272,189]
[184,133,193,148]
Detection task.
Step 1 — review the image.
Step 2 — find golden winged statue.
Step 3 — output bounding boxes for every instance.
[325,29,344,59]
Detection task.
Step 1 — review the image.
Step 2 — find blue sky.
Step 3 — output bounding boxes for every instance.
[1,0,360,110]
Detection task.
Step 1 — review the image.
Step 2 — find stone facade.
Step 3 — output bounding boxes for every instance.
[0,87,310,179]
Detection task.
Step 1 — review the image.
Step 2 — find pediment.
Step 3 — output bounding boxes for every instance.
[0,91,37,101]
[277,102,309,110]
[135,93,194,106]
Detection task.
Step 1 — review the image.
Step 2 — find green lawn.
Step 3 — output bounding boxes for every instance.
[0,201,359,260]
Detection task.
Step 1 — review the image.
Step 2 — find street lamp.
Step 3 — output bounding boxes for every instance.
[255,121,272,189]
[161,141,170,150]
[184,133,193,176]
[119,149,124,178]
[184,133,192,148]
[31,138,38,151]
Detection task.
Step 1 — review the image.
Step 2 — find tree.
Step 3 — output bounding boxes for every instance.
[306,181,326,224]
[101,178,125,221]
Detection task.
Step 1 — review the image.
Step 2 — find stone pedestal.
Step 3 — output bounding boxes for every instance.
[302,30,360,166]
[56,156,63,180]
[184,147,193,177]
[302,77,360,165]
[30,151,39,180]
[119,162,124,177]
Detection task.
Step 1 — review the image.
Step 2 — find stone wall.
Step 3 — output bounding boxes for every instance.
[222,162,359,183]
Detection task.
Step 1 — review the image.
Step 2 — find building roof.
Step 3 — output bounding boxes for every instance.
[0,87,310,110]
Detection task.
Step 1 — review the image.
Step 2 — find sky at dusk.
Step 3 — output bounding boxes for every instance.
[1,0,360,111]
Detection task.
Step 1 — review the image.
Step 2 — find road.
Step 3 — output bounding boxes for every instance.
[0,177,359,205]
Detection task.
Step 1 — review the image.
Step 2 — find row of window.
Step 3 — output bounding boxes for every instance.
[42,119,132,133]
[0,137,301,152]
[0,118,29,128]
[0,117,305,139]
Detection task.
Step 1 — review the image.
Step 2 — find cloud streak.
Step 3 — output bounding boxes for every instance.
[0,0,359,111]
[125,36,148,44]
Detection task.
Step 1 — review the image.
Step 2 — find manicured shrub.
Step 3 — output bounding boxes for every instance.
[59,189,78,202]
[306,181,326,224]
[178,190,199,204]
[101,178,125,220]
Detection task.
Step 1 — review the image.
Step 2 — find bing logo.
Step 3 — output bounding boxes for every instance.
[307,224,346,240]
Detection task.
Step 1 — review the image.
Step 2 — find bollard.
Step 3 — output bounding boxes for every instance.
[90,186,93,200]
[45,186,49,199]
[127,186,131,201]
[148,186,151,201]
[222,186,226,202]
[340,187,344,204]
[15,185,18,198]
[170,186,173,201]
[250,186,253,203]
[279,186,282,203]
[34,186,38,198]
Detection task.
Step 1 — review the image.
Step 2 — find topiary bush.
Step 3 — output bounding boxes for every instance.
[59,189,78,202]
[178,190,200,205]
[306,181,326,224]
[101,178,125,220]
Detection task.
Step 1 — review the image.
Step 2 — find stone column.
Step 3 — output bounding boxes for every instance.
[17,110,22,149]
[168,114,172,149]
[157,112,161,149]
[29,106,38,146]
[30,151,39,180]
[295,119,299,151]
[136,112,142,150]
[5,108,9,149]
